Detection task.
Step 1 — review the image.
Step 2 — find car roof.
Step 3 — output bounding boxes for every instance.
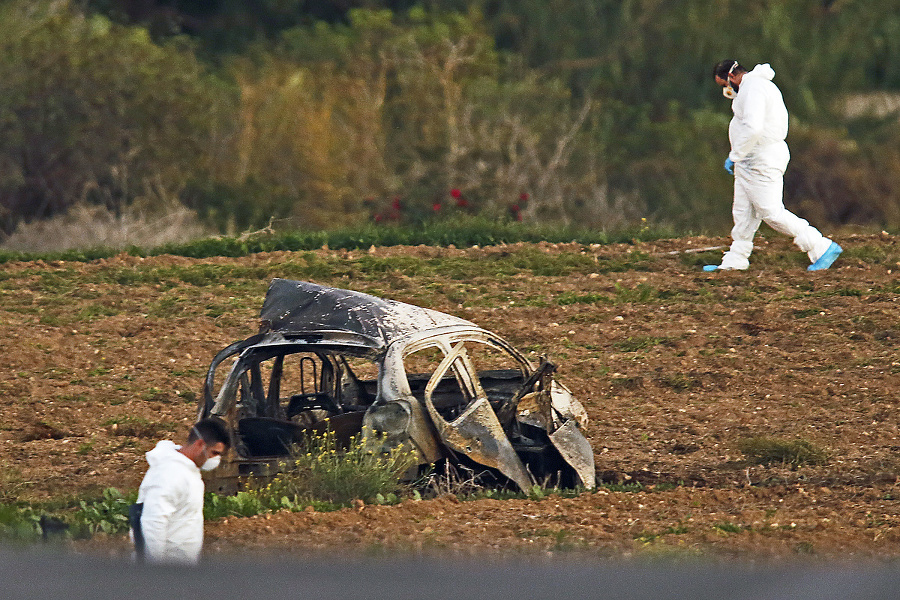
[258,278,477,350]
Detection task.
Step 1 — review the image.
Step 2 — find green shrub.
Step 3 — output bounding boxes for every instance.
[70,487,137,536]
[263,431,418,507]
[0,0,223,234]
[0,504,41,541]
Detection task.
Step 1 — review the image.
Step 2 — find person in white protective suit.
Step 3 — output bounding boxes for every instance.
[705,60,842,272]
[130,418,229,565]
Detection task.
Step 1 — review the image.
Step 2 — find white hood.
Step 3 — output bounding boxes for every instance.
[145,440,193,468]
[727,62,789,167]
[748,63,775,81]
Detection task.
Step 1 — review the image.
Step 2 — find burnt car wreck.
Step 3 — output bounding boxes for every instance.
[199,279,595,493]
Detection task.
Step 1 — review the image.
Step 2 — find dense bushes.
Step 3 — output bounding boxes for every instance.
[1,0,898,249]
[0,1,223,234]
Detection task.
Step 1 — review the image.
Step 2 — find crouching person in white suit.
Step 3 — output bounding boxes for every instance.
[130,418,229,565]
[707,60,842,272]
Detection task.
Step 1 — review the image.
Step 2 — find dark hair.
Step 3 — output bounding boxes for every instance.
[713,60,745,80]
[188,417,231,448]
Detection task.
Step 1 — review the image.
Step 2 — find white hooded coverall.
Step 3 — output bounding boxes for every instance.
[718,63,832,270]
[133,440,205,564]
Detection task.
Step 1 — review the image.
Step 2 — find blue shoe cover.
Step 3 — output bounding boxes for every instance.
[702,265,719,272]
[808,242,843,271]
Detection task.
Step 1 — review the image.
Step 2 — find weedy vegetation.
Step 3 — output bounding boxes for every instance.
[261,431,419,508]
[737,436,829,468]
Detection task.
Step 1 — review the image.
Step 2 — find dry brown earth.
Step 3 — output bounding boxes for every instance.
[2,232,899,562]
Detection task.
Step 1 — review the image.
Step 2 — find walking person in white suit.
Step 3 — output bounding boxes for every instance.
[706,60,842,272]
[130,418,229,565]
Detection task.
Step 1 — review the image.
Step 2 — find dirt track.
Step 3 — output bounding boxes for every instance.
[2,232,899,561]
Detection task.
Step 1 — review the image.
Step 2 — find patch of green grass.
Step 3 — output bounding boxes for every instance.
[595,251,655,273]
[38,313,63,326]
[844,245,896,264]
[636,524,690,543]
[170,368,202,377]
[557,291,610,305]
[142,387,172,402]
[149,295,184,317]
[0,219,678,265]
[794,541,815,555]
[613,282,658,303]
[75,303,120,321]
[36,271,78,295]
[597,482,648,493]
[204,303,227,318]
[737,436,829,467]
[58,393,89,403]
[176,390,198,403]
[681,251,724,268]
[713,521,743,534]
[613,336,670,352]
[835,287,863,297]
[656,373,700,392]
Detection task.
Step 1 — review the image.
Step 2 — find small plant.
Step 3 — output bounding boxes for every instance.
[203,490,267,520]
[656,373,700,392]
[70,488,137,536]
[713,521,743,534]
[263,430,418,507]
[556,291,609,306]
[737,436,829,467]
[613,336,669,352]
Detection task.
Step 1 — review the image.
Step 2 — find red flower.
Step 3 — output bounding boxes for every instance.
[391,196,402,211]
[374,213,383,223]
[456,197,469,208]
[450,188,462,198]
[432,202,442,212]
[519,192,529,202]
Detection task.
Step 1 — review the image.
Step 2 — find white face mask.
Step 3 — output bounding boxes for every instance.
[722,62,739,99]
[200,454,221,471]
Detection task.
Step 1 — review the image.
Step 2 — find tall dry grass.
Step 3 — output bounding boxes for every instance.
[0,203,213,252]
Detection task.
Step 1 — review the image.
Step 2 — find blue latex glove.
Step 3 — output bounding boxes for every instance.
[724,157,735,175]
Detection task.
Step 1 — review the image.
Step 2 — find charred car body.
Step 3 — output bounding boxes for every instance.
[199,279,595,493]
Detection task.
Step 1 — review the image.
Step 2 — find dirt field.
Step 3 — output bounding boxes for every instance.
[2,232,899,562]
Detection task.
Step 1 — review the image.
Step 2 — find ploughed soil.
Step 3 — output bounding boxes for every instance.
[2,232,900,562]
